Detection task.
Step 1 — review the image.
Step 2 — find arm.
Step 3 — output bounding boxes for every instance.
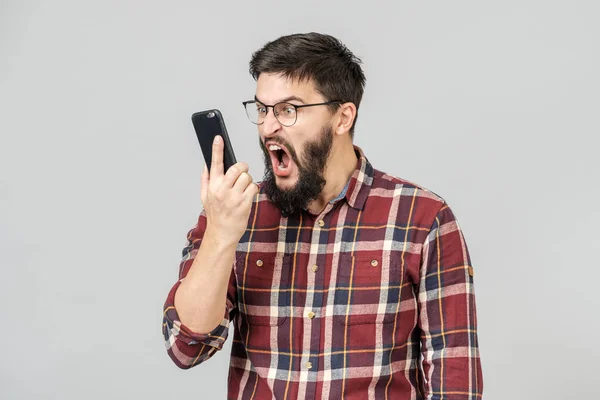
[162,135,258,369]
[162,212,238,369]
[418,203,483,399]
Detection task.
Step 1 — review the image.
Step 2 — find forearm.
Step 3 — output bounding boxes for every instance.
[174,228,237,334]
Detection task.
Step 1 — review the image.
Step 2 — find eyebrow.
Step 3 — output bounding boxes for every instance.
[254,95,306,105]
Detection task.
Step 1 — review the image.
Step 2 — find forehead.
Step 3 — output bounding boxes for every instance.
[255,72,322,104]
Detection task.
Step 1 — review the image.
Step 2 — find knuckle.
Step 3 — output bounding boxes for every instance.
[228,165,240,176]
[236,167,248,176]
[213,188,224,201]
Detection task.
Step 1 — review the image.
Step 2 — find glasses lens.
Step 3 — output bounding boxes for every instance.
[274,103,297,126]
[244,102,262,124]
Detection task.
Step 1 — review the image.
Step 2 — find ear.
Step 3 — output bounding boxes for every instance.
[334,102,357,136]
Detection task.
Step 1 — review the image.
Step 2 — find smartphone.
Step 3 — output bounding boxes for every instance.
[191,109,237,172]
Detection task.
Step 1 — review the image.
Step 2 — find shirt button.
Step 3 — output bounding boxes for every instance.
[305,361,313,369]
[468,266,474,276]
[311,265,319,272]
[371,259,379,267]
[317,220,325,227]
[256,260,263,267]
[307,311,316,319]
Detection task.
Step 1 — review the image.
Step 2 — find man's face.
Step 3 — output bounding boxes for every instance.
[255,73,336,216]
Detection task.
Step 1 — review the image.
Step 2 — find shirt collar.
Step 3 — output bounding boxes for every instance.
[333,145,373,210]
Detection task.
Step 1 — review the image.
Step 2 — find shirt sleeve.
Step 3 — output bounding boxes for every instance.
[418,203,483,399]
[162,211,238,369]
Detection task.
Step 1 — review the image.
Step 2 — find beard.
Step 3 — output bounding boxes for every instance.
[259,125,334,217]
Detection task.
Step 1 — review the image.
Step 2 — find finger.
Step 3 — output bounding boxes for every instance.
[210,135,224,177]
[224,162,249,187]
[200,163,209,204]
[243,181,260,199]
[233,171,253,193]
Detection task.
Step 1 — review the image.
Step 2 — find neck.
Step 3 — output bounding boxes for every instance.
[306,140,357,215]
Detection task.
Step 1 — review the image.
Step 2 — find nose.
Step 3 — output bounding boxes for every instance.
[261,107,282,138]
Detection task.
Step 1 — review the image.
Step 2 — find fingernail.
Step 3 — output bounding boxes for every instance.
[215,135,222,144]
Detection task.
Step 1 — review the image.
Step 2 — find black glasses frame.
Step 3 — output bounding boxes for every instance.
[242,99,343,127]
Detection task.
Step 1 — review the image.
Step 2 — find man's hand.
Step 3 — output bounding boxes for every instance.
[200,135,259,247]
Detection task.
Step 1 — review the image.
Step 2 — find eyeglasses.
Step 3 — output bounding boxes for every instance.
[242,99,343,127]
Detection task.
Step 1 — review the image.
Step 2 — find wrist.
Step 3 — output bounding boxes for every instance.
[203,226,239,251]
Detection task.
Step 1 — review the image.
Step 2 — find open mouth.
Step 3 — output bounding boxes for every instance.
[266,142,294,176]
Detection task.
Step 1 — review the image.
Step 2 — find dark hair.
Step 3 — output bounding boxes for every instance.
[249,32,366,137]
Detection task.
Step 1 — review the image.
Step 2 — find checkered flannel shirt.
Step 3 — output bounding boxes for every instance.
[163,146,483,399]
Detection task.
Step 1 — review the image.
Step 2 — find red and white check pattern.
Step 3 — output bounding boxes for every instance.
[163,146,483,399]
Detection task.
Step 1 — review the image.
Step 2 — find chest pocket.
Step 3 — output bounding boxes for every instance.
[333,253,403,325]
[235,254,291,326]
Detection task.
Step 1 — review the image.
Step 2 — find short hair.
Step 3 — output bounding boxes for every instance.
[249,32,366,137]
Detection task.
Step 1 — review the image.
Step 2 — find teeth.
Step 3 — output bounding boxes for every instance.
[278,162,288,170]
[268,144,282,151]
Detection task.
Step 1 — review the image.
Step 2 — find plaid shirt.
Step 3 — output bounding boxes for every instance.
[163,146,483,399]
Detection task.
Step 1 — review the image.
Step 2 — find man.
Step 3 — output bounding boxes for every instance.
[163,32,483,399]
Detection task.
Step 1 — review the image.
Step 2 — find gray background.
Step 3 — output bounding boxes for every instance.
[1,1,598,399]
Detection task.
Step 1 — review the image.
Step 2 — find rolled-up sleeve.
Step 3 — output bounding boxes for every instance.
[162,211,238,369]
[418,203,483,399]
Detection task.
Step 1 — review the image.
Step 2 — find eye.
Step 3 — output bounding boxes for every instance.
[256,105,267,115]
[281,105,296,115]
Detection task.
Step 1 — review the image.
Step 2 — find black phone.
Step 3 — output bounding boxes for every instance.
[191,109,237,172]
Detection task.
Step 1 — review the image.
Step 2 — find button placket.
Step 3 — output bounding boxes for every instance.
[304,212,329,376]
